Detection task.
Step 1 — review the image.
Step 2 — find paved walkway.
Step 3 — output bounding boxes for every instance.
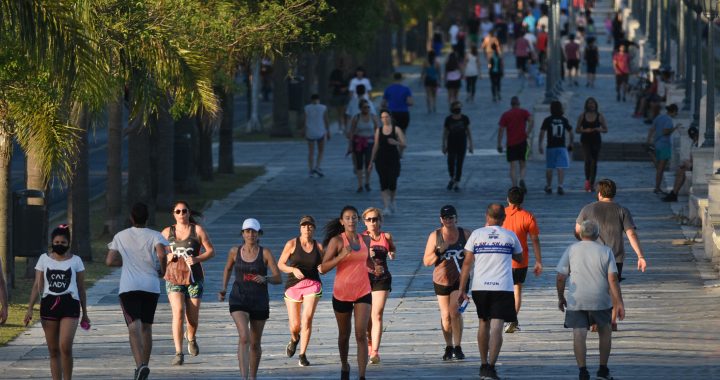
[3,8,720,380]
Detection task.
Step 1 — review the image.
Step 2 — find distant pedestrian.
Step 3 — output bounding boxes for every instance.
[329,59,350,134]
[423,205,472,362]
[647,104,679,194]
[219,218,282,380]
[277,215,324,367]
[442,101,474,192]
[25,225,90,380]
[557,220,625,380]
[537,25,548,72]
[463,46,481,102]
[584,37,599,87]
[445,52,463,106]
[449,18,461,56]
[502,187,542,334]
[348,99,379,193]
[497,96,533,191]
[539,101,574,194]
[345,84,375,119]
[421,51,441,113]
[162,201,215,366]
[369,110,407,216]
[564,34,581,86]
[612,45,630,101]
[362,207,397,365]
[575,179,647,330]
[481,30,500,60]
[303,94,330,178]
[319,206,372,380]
[662,126,699,202]
[348,66,372,95]
[106,203,169,380]
[575,97,608,192]
[459,204,523,380]
[382,72,413,133]
[488,44,504,102]
[514,28,531,78]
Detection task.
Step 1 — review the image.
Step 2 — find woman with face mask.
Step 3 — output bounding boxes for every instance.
[442,101,474,191]
[24,224,90,380]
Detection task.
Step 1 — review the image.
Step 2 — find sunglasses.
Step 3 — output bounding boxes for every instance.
[441,215,456,220]
[174,209,189,215]
[365,217,379,222]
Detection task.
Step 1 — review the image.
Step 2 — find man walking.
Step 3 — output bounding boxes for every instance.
[502,187,542,333]
[382,72,414,133]
[106,203,169,380]
[538,100,574,195]
[459,204,523,380]
[557,220,625,380]
[647,104,679,194]
[303,94,330,178]
[498,96,533,191]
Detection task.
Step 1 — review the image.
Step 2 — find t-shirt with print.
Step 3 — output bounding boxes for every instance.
[556,240,618,310]
[383,84,412,112]
[35,253,85,301]
[576,201,636,262]
[464,225,522,292]
[444,114,470,151]
[541,115,572,148]
[108,227,169,294]
[499,107,531,146]
[502,205,539,268]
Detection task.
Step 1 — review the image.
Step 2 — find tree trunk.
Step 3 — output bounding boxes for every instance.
[104,95,123,235]
[154,101,174,210]
[126,114,155,225]
[217,86,234,174]
[67,103,92,261]
[25,144,48,278]
[196,113,214,181]
[0,107,13,291]
[316,52,330,103]
[174,115,198,193]
[271,56,291,137]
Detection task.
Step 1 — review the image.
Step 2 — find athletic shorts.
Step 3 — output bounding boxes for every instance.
[391,111,410,131]
[564,308,612,329]
[40,293,80,321]
[119,291,160,325]
[615,73,629,86]
[306,135,325,143]
[370,275,392,292]
[332,293,372,313]
[471,290,516,321]
[586,64,597,74]
[166,279,204,299]
[512,267,528,285]
[516,56,528,72]
[655,146,671,161]
[546,147,570,169]
[229,304,269,321]
[566,59,580,70]
[506,141,528,162]
[284,279,323,302]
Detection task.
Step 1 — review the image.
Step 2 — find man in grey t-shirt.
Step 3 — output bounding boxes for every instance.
[557,220,625,380]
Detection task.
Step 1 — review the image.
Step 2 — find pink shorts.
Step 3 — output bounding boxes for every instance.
[284,279,323,302]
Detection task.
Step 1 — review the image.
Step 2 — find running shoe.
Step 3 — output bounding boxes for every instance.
[447,180,454,190]
[596,366,614,380]
[557,186,565,195]
[135,365,150,380]
[452,345,465,360]
[356,186,363,193]
[286,337,299,357]
[485,365,500,380]
[364,184,371,192]
[584,180,591,192]
[662,192,678,202]
[188,337,199,356]
[313,167,324,177]
[453,183,460,192]
[503,321,519,333]
[309,170,316,178]
[442,345,454,361]
[653,188,667,195]
[480,363,490,379]
[519,179,527,193]
[390,201,397,213]
[579,366,590,380]
[171,353,184,366]
[544,186,552,194]
[298,354,310,367]
[369,353,381,364]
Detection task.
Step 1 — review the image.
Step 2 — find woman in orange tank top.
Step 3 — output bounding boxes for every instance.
[319,206,372,380]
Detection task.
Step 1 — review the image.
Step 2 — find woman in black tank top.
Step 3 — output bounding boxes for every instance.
[369,109,407,216]
[575,97,608,192]
[277,215,325,366]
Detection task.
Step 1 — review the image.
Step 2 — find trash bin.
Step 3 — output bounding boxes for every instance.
[288,76,304,112]
[12,190,46,258]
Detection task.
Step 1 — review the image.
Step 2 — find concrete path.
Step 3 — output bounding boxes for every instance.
[2,8,720,380]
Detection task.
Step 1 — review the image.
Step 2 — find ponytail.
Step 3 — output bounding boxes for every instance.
[323,205,359,246]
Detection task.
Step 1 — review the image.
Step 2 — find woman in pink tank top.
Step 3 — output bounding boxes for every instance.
[319,205,371,380]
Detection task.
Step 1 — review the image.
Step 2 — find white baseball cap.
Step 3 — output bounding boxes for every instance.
[242,218,262,234]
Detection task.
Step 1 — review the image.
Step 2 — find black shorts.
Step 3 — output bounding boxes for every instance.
[586,64,597,74]
[119,291,160,325]
[370,275,392,292]
[424,78,438,88]
[506,141,528,162]
[512,267,528,285]
[40,294,80,321]
[433,281,458,296]
[445,79,461,89]
[229,304,270,321]
[471,290,516,321]
[566,59,580,70]
[391,111,410,132]
[516,56,528,72]
[332,294,372,313]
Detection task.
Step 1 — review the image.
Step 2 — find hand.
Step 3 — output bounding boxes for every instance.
[293,268,305,280]
[558,297,567,312]
[388,137,399,146]
[253,275,267,284]
[637,257,647,272]
[388,251,396,260]
[81,314,91,328]
[317,264,324,275]
[24,308,33,326]
[367,162,374,172]
[533,262,543,276]
[615,303,626,321]
[218,290,226,301]
[184,255,197,266]
[458,292,469,306]
[497,145,503,153]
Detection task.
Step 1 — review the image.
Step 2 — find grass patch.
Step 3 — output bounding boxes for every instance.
[0,165,264,346]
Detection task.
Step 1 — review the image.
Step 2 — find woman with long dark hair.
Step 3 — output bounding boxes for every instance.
[488,44,504,102]
[369,110,407,216]
[348,99,379,192]
[445,52,462,106]
[421,50,441,113]
[576,97,608,192]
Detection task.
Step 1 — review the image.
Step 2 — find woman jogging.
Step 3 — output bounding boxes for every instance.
[576,97,608,192]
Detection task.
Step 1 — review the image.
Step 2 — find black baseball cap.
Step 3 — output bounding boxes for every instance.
[440,205,457,218]
[665,104,678,113]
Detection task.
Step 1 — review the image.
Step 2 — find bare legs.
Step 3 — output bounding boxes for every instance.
[425,86,437,113]
[436,291,463,348]
[231,311,266,380]
[573,324,612,369]
[477,318,504,366]
[509,160,526,187]
[284,296,320,356]
[545,168,565,188]
[127,320,153,367]
[368,290,389,355]
[42,318,79,380]
[307,139,326,173]
[655,159,668,191]
[168,292,201,355]
[334,303,371,378]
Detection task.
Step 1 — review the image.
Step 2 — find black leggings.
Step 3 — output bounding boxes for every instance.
[447,149,466,182]
[490,72,502,98]
[465,76,478,97]
[582,140,601,184]
[375,163,399,191]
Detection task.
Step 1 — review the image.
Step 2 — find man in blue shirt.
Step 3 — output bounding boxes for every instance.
[382,72,413,132]
[647,104,678,194]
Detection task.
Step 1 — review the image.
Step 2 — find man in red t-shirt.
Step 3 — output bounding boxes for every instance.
[537,25,548,72]
[497,96,533,192]
[612,45,630,102]
[502,186,542,333]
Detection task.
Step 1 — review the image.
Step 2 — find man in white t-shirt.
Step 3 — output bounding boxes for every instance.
[459,204,522,380]
[106,203,168,380]
[303,94,330,178]
[449,19,460,52]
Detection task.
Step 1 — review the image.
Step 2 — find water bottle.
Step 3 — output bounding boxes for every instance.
[458,299,469,313]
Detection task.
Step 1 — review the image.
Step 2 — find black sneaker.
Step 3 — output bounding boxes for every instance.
[313,167,324,177]
[557,186,565,195]
[286,337,299,358]
[135,365,150,380]
[519,180,527,193]
[442,345,453,361]
[364,184,371,192]
[452,345,465,360]
[662,192,678,202]
[298,354,310,367]
[480,363,490,379]
[453,183,460,192]
[596,365,614,380]
[486,365,499,380]
[447,180,454,190]
[579,367,590,380]
[544,186,552,194]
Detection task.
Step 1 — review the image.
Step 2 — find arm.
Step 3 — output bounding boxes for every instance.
[442,125,449,154]
[457,250,475,303]
[24,270,44,326]
[598,113,608,133]
[368,128,380,171]
[319,236,350,273]
[219,247,238,301]
[106,250,123,267]
[262,248,282,285]
[385,232,396,260]
[466,122,474,153]
[530,234,542,276]
[497,125,505,152]
[76,270,90,326]
[191,225,215,264]
[324,109,331,140]
[395,127,407,149]
[646,125,655,145]
[406,95,414,107]
[556,273,567,311]
[575,114,584,134]
[608,271,625,320]
[155,243,168,277]
[278,239,304,280]
[625,228,647,272]
[574,222,582,240]
[538,128,546,154]
[422,231,443,267]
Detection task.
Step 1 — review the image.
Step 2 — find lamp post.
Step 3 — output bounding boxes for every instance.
[701,0,718,148]
[544,0,557,103]
[691,0,704,132]
[684,0,694,111]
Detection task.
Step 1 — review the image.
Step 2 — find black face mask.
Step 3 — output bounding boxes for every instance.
[451,108,461,114]
[52,244,69,255]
